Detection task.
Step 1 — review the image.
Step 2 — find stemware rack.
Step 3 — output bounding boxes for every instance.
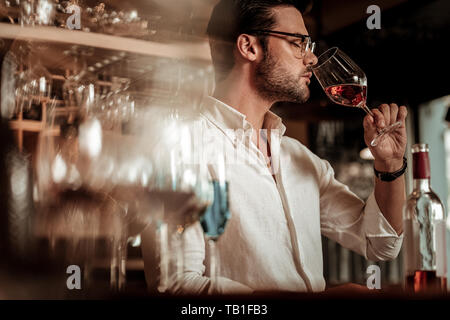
[1,22,212,151]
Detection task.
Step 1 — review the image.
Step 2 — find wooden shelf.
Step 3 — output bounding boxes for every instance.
[9,119,43,132]
[0,23,211,62]
[9,119,60,135]
[92,258,144,271]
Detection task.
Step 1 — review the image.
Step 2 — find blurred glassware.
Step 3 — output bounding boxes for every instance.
[62,47,99,113]
[19,0,35,26]
[35,0,55,25]
[2,0,154,38]
[138,105,213,294]
[199,163,231,294]
[0,0,18,24]
[35,100,158,291]
[23,58,53,112]
[20,0,55,27]
[11,42,52,116]
[1,49,19,119]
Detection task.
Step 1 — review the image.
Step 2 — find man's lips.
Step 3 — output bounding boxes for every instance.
[302,72,312,84]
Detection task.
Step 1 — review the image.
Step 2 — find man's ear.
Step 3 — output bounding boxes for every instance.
[236,34,260,62]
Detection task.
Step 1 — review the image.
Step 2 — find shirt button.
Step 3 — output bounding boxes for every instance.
[235,129,244,142]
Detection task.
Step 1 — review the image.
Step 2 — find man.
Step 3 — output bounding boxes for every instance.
[145,0,408,294]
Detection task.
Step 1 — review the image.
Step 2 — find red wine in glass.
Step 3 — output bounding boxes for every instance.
[325,84,367,107]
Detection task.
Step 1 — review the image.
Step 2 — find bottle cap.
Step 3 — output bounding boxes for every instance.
[412,143,430,179]
[412,143,429,153]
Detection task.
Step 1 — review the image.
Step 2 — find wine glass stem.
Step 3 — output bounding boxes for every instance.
[110,232,127,292]
[157,222,170,293]
[360,103,375,119]
[360,103,403,146]
[208,239,218,294]
[118,234,127,291]
[110,238,118,290]
[175,230,184,289]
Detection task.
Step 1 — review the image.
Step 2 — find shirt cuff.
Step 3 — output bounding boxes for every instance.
[363,192,403,261]
[210,276,254,295]
[364,191,403,238]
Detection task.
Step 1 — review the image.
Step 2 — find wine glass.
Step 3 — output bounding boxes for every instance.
[63,47,99,113]
[36,101,157,292]
[1,49,19,119]
[312,47,402,147]
[11,42,52,116]
[35,100,125,290]
[20,0,55,27]
[23,59,53,113]
[137,105,213,294]
[199,151,231,294]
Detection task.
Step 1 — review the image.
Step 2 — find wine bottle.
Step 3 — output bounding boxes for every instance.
[403,143,447,294]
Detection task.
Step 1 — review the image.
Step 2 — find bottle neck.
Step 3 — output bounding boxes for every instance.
[412,151,431,182]
[413,178,431,192]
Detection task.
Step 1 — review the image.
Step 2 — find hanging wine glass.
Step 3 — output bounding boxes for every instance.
[24,58,52,113]
[63,47,99,113]
[11,42,52,117]
[20,0,55,27]
[1,48,19,119]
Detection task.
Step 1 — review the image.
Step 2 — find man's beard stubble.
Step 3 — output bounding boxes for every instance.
[255,49,310,104]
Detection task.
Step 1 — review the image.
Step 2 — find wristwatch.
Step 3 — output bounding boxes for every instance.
[373,157,407,182]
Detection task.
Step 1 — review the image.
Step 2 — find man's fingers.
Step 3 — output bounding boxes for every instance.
[397,105,408,122]
[371,109,385,128]
[363,114,375,131]
[379,104,390,126]
[389,103,399,124]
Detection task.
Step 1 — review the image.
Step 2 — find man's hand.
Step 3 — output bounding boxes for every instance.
[363,103,408,172]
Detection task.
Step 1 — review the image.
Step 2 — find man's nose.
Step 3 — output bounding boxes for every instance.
[304,51,318,68]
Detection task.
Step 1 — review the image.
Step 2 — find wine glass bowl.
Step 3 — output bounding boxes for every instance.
[312,47,402,147]
[36,103,161,291]
[135,106,214,293]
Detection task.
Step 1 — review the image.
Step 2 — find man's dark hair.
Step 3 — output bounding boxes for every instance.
[206,0,309,82]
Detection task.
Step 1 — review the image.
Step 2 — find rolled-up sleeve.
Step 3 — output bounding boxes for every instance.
[319,159,403,261]
[362,192,404,261]
[175,222,253,295]
[141,221,253,295]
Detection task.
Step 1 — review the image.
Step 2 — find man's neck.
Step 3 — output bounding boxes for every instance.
[212,73,277,179]
[212,73,274,132]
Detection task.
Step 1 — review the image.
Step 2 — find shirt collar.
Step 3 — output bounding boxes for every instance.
[200,96,287,140]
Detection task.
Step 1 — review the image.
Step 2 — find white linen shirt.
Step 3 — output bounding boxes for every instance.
[160,96,403,294]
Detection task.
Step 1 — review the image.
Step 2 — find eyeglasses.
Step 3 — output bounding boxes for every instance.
[247,29,316,59]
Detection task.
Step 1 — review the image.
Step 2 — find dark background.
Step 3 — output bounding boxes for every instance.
[274,0,449,144]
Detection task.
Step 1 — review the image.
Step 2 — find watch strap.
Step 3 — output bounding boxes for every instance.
[373,157,407,182]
